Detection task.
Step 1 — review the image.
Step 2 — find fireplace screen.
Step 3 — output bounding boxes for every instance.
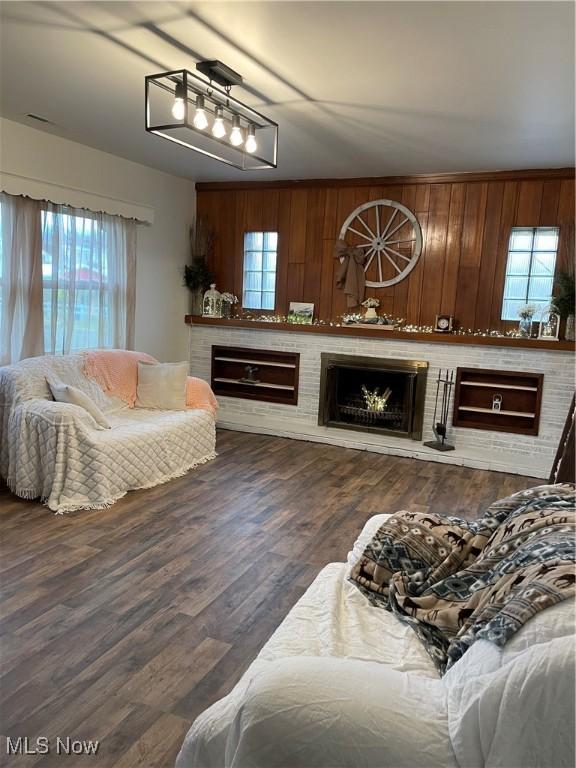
[318,354,428,440]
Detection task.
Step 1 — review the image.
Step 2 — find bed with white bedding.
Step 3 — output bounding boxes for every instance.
[176,513,575,768]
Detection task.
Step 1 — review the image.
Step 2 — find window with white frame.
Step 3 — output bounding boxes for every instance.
[501,227,559,320]
[243,232,278,310]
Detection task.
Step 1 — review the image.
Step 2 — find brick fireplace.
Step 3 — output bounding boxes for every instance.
[318,353,428,440]
[187,321,574,478]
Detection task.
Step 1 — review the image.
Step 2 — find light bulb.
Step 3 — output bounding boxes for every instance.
[193,109,208,130]
[230,126,243,146]
[212,106,226,139]
[245,124,257,154]
[193,95,208,130]
[230,115,243,147]
[172,98,185,121]
[171,81,186,121]
[213,118,226,138]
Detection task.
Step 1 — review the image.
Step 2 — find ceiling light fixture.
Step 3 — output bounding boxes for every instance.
[145,61,278,170]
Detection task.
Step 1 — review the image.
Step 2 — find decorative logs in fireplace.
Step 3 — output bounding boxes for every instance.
[318,353,428,440]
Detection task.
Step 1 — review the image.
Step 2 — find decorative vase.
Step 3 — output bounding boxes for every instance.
[565,314,575,341]
[203,284,222,318]
[364,307,378,320]
[189,289,203,316]
[518,316,533,338]
[221,300,232,319]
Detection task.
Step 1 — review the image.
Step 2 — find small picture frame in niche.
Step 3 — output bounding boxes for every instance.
[434,314,453,333]
[287,302,314,325]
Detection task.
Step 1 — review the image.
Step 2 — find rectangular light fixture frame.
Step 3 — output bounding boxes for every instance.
[145,68,278,171]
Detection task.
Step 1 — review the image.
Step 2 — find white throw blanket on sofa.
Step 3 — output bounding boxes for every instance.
[0,354,216,512]
[176,514,576,768]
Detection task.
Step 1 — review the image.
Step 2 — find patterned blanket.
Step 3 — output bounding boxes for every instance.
[349,484,576,673]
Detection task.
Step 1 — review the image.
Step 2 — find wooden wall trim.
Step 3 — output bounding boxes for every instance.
[196,167,575,192]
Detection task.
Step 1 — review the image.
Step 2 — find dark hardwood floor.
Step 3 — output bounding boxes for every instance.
[0,430,541,767]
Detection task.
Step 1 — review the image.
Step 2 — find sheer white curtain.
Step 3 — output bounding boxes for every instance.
[41,203,137,354]
[0,193,137,363]
[0,193,45,365]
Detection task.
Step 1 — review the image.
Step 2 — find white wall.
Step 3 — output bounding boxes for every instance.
[0,118,195,361]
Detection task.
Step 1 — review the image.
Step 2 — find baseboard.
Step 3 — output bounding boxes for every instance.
[216,413,549,479]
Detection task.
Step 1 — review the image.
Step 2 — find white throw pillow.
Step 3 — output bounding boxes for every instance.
[136,361,188,410]
[47,379,111,429]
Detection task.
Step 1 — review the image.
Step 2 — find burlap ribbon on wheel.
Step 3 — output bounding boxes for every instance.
[334,239,368,308]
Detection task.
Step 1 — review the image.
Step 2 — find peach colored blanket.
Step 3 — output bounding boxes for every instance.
[84,350,218,415]
[185,376,218,416]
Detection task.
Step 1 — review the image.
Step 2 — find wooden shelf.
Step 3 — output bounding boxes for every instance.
[211,345,300,405]
[214,356,296,369]
[186,316,575,352]
[460,381,538,392]
[458,406,535,418]
[453,367,543,436]
[214,377,295,391]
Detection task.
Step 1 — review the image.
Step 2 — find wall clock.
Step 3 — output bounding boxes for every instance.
[338,199,423,288]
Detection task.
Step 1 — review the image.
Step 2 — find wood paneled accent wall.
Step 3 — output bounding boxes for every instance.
[196,169,575,330]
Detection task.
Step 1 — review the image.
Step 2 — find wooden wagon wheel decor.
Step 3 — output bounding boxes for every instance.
[338,199,423,288]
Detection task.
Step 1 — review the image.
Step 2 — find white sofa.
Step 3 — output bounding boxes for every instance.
[177,513,575,768]
[0,353,216,512]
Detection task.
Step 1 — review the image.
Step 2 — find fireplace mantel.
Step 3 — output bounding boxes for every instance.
[185,316,575,352]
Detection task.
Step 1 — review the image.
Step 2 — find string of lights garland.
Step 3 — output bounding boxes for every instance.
[232,312,530,338]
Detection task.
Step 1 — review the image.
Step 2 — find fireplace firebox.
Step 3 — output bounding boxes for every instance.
[318,354,428,440]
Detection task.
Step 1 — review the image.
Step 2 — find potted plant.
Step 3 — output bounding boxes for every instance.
[184,217,215,315]
[552,267,575,341]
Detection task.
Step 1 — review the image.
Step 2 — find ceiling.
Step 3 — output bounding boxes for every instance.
[1,1,574,182]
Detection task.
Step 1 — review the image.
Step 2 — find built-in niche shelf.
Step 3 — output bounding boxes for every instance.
[453,367,543,435]
[211,345,299,405]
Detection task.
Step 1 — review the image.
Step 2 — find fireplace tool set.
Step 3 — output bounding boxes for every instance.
[424,369,455,451]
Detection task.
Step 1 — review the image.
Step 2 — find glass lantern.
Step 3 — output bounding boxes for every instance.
[538,307,560,340]
[203,284,222,318]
